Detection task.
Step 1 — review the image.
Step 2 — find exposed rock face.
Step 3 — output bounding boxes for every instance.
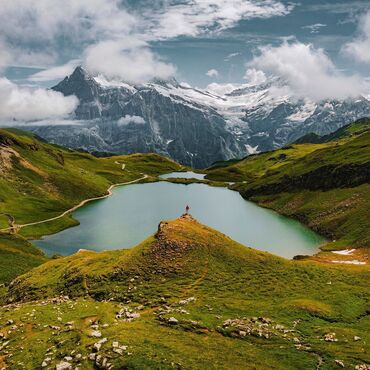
[27,67,245,168]
[24,67,370,167]
[244,98,370,150]
[222,79,370,152]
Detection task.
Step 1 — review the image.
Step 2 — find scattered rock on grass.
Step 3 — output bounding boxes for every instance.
[324,333,338,342]
[89,330,102,338]
[355,365,370,370]
[116,307,140,321]
[179,297,196,305]
[168,317,179,325]
[56,361,72,370]
[41,357,51,368]
[335,360,345,368]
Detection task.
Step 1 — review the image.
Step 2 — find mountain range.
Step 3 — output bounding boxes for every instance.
[24,67,370,167]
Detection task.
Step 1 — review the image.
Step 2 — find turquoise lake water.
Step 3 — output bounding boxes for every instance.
[33,173,325,259]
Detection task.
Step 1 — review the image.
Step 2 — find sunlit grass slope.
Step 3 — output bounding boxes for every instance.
[2,216,369,369]
[206,119,370,249]
[0,128,182,282]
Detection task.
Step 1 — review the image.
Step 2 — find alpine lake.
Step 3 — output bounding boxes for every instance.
[33,172,325,259]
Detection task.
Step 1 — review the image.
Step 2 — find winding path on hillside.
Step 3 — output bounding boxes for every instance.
[0,162,147,233]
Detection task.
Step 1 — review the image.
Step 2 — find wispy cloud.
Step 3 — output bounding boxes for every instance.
[29,60,81,82]
[342,11,370,64]
[117,115,146,126]
[249,41,365,101]
[302,23,327,34]
[224,52,241,61]
[139,0,293,40]
[0,78,78,122]
[0,0,293,73]
[206,69,219,78]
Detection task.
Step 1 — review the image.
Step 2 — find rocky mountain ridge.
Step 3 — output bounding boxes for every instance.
[24,67,370,167]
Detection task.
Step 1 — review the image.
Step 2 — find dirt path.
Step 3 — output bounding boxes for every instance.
[0,161,147,233]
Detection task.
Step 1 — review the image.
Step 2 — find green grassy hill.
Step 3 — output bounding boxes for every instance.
[0,234,47,286]
[206,119,370,252]
[0,128,182,282]
[2,215,369,369]
[0,127,369,369]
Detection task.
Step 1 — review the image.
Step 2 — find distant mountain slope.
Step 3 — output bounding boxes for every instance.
[29,67,246,168]
[4,215,369,369]
[23,67,370,167]
[206,120,370,250]
[294,118,370,144]
[0,129,182,282]
[0,128,181,237]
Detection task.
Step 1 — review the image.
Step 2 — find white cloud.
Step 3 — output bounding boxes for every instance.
[0,0,293,75]
[0,0,294,121]
[117,115,146,126]
[249,41,365,101]
[0,78,78,122]
[224,52,241,61]
[206,69,219,78]
[206,82,242,96]
[342,11,370,63]
[142,0,294,40]
[84,39,176,84]
[0,0,135,68]
[302,23,327,34]
[243,68,267,85]
[1,119,84,127]
[0,38,13,71]
[29,60,81,82]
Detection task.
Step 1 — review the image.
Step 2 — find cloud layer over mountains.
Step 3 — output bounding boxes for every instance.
[1,1,370,122]
[249,41,365,102]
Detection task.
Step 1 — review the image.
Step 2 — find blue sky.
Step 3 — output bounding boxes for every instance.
[3,0,370,88]
[150,0,370,86]
[1,0,370,122]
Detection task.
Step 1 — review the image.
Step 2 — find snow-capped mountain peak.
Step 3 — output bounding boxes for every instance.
[25,67,370,166]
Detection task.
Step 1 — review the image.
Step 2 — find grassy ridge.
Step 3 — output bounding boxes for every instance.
[2,216,369,369]
[0,126,369,369]
[206,119,370,250]
[0,234,47,285]
[0,128,181,235]
[0,128,182,282]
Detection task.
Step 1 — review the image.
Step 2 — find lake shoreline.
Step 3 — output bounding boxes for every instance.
[32,174,325,260]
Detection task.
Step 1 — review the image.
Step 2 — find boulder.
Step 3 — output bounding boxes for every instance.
[56,361,72,370]
[168,317,179,325]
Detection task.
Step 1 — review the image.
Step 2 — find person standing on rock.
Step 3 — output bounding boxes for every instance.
[185,205,190,214]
